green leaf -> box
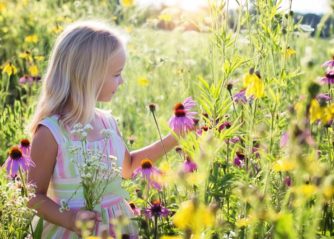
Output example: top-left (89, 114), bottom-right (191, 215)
top-left (32, 217), bottom-right (43, 239)
top-left (274, 213), bottom-right (297, 239)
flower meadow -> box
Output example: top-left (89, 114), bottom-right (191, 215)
top-left (1, 0), bottom-right (334, 238)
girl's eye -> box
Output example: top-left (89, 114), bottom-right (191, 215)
top-left (114, 74), bottom-right (121, 77)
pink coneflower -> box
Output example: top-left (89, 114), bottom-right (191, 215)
top-left (144, 199), bottom-right (169, 218)
top-left (321, 70), bottom-right (334, 84)
top-left (132, 159), bottom-right (162, 191)
top-left (322, 58), bottom-right (334, 68)
top-left (280, 132), bottom-right (289, 148)
top-left (218, 121), bottom-right (231, 132)
top-left (233, 89), bottom-right (248, 104)
top-left (4, 146), bottom-right (35, 178)
top-left (19, 75), bottom-right (33, 84)
top-left (129, 202), bottom-right (141, 216)
top-left (229, 136), bottom-right (241, 144)
top-left (19, 138), bottom-right (31, 157)
top-left (169, 97), bottom-right (197, 133)
top-left (234, 152), bottom-right (245, 167)
top-left (316, 93), bottom-right (332, 102)
top-left (284, 176), bottom-right (292, 187)
top-left (196, 125), bottom-right (209, 136)
top-left (183, 157), bottom-right (197, 173)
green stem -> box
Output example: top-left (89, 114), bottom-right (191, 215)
top-left (150, 110), bottom-right (168, 161)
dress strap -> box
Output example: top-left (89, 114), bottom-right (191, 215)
top-left (100, 112), bottom-right (110, 130)
top-left (38, 116), bottom-right (68, 145)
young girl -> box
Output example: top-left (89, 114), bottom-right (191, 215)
top-left (27, 20), bottom-right (179, 238)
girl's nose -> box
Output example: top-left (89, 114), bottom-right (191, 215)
top-left (119, 76), bottom-right (124, 85)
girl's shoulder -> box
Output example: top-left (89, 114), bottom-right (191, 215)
top-left (37, 114), bottom-right (64, 146)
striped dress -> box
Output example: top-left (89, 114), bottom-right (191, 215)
top-left (34, 110), bottom-right (138, 239)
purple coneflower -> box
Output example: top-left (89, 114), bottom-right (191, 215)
top-left (316, 93), bottom-right (332, 102)
top-left (132, 159), bottom-right (162, 190)
top-left (284, 176), bottom-right (292, 187)
top-left (19, 75), bottom-right (33, 84)
top-left (196, 125), bottom-right (209, 136)
top-left (234, 152), bottom-right (245, 167)
top-left (233, 89), bottom-right (248, 104)
top-left (280, 132), bottom-right (289, 148)
top-left (144, 199), bottom-right (169, 218)
top-left (183, 157), bottom-right (197, 173)
top-left (229, 136), bottom-right (241, 144)
top-left (321, 70), bottom-right (334, 84)
top-left (218, 121), bottom-right (231, 132)
top-left (19, 138), bottom-right (31, 157)
top-left (322, 58), bottom-right (334, 68)
top-left (4, 146), bottom-right (35, 178)
top-left (169, 97), bottom-right (197, 133)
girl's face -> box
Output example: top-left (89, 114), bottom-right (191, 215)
top-left (98, 47), bottom-right (126, 102)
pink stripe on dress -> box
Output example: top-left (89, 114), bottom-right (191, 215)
top-left (56, 148), bottom-right (66, 178)
top-left (62, 229), bottom-right (71, 239)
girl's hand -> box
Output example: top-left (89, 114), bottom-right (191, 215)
top-left (70, 209), bottom-right (102, 236)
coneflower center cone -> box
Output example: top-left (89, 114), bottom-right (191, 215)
top-left (9, 147), bottom-right (23, 160)
top-left (20, 139), bottom-right (30, 147)
top-left (141, 159), bottom-right (153, 169)
top-left (174, 103), bottom-right (186, 117)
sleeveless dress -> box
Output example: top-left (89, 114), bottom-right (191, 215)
top-left (34, 110), bottom-right (138, 239)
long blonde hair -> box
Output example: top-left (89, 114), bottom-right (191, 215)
top-left (28, 20), bottom-right (124, 135)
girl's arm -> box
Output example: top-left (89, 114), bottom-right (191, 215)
top-left (28, 126), bottom-right (77, 230)
top-left (28, 126), bottom-right (76, 230)
top-left (28, 126), bottom-right (99, 234)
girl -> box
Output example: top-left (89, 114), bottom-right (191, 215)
top-left (27, 20), bottom-right (179, 238)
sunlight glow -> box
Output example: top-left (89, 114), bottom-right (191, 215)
top-left (137, 0), bottom-right (331, 14)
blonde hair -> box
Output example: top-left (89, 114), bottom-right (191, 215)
top-left (28, 20), bottom-right (124, 135)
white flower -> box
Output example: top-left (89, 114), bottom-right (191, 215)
top-left (109, 155), bottom-right (117, 161)
top-left (101, 129), bottom-right (113, 139)
top-left (84, 124), bottom-right (93, 131)
top-left (81, 131), bottom-right (88, 138)
top-left (59, 199), bottom-right (70, 213)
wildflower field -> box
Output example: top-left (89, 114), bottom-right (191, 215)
top-left (1, 0), bottom-right (334, 238)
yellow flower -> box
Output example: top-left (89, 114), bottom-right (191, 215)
top-left (0, 3), bottom-right (6, 12)
top-left (173, 200), bottom-right (214, 235)
top-left (284, 47), bottom-right (296, 58)
top-left (137, 76), bottom-right (149, 86)
top-left (51, 25), bottom-right (64, 34)
top-left (159, 14), bottom-right (173, 22)
top-left (273, 159), bottom-right (296, 172)
top-left (323, 185), bottom-right (334, 199)
top-left (25, 34), bottom-right (38, 43)
top-left (120, 0), bottom-right (134, 7)
top-left (185, 171), bottom-right (206, 186)
top-left (29, 65), bottom-right (39, 76)
top-left (124, 26), bottom-right (133, 33)
top-left (244, 71), bottom-right (264, 99)
top-left (320, 103), bottom-right (334, 124)
top-left (155, 161), bottom-right (176, 186)
top-left (309, 99), bottom-right (322, 123)
top-left (236, 217), bottom-right (253, 228)
top-left (34, 55), bottom-right (45, 61)
top-left (294, 184), bottom-right (317, 198)
top-left (2, 62), bottom-right (17, 76)
top-left (243, 70), bottom-right (258, 88)
top-left (19, 51), bottom-right (33, 62)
